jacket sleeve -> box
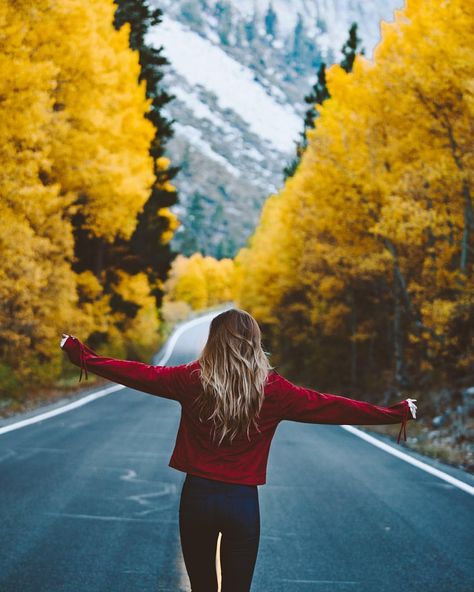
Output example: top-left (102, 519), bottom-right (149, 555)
top-left (61, 335), bottom-right (186, 403)
top-left (275, 373), bottom-right (413, 444)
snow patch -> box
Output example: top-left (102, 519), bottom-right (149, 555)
top-left (145, 16), bottom-right (301, 152)
top-left (171, 86), bottom-right (237, 137)
top-left (173, 123), bottom-right (241, 177)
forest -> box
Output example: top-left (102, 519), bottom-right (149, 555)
top-left (0, 0), bottom-right (472, 467)
top-left (235, 0), bottom-right (473, 398)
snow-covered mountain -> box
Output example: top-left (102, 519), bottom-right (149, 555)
top-left (199, 0), bottom-right (403, 61)
top-left (146, 0), bottom-right (404, 258)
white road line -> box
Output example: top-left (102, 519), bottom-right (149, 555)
top-left (0, 310), bottom-right (221, 436)
top-left (43, 512), bottom-right (177, 523)
top-left (280, 580), bottom-right (358, 585)
top-left (340, 425), bottom-right (474, 496)
top-left (0, 384), bottom-right (123, 435)
top-left (152, 310), bottom-right (224, 366)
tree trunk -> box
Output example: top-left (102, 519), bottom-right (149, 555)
top-left (383, 238), bottom-right (443, 344)
top-left (95, 240), bottom-right (105, 278)
top-left (393, 265), bottom-right (410, 390)
top-left (349, 288), bottom-right (357, 388)
top-left (460, 178), bottom-right (473, 275)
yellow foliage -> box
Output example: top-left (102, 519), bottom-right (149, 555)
top-left (110, 270), bottom-right (160, 350)
top-left (23, 0), bottom-right (156, 243)
top-left (158, 207), bottom-right (181, 244)
top-left (0, 0), bottom-right (173, 393)
top-left (0, 1), bottom-right (83, 389)
top-left (156, 156), bottom-right (171, 170)
top-left (236, 0), bottom-right (474, 381)
top-left (163, 253), bottom-right (237, 311)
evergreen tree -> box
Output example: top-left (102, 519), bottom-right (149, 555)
top-left (180, 192), bottom-right (206, 256)
top-left (283, 23), bottom-right (363, 180)
top-left (283, 62), bottom-right (328, 179)
top-left (292, 14), bottom-right (304, 61)
top-left (340, 22), bottom-right (365, 72)
top-left (303, 63), bottom-right (330, 136)
top-left (215, 1), bottom-right (233, 45)
top-left (244, 11), bottom-right (257, 43)
top-left (108, 0), bottom-right (181, 309)
top-left (264, 3), bottom-right (278, 38)
top-left (234, 20), bottom-right (244, 46)
top-left (214, 0), bottom-right (225, 18)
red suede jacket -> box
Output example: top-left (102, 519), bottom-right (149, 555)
top-left (62, 335), bottom-right (413, 486)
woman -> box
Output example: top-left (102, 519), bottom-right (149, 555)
top-left (60, 308), bottom-right (417, 592)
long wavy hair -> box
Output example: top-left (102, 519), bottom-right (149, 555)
top-left (193, 308), bottom-right (274, 447)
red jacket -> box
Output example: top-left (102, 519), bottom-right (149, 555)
top-left (62, 335), bottom-right (413, 486)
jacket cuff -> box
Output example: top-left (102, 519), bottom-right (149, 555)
top-left (61, 336), bottom-right (88, 382)
top-left (396, 400), bottom-right (411, 444)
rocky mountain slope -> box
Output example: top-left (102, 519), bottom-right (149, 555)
top-left (146, 0), bottom-right (404, 258)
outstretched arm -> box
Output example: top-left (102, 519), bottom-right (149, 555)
top-left (60, 334), bottom-right (187, 402)
top-left (275, 373), bottom-right (417, 443)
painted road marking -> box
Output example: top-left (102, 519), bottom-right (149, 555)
top-left (340, 425), bottom-right (474, 496)
top-left (0, 384), bottom-right (123, 435)
top-left (280, 580), bottom-right (358, 585)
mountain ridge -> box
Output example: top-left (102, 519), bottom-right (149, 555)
top-left (146, 0), bottom-right (404, 258)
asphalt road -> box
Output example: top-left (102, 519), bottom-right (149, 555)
top-left (1, 309), bottom-right (473, 592)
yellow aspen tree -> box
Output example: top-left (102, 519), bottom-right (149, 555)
top-left (368, 0), bottom-right (474, 370)
top-left (0, 1), bottom-right (83, 393)
top-left (163, 254), bottom-right (209, 311)
top-left (21, 0), bottom-right (156, 242)
top-left (108, 270), bottom-right (161, 357)
top-left (163, 253), bottom-right (236, 312)
top-left (0, 0), bottom-right (168, 396)
top-left (236, 0), bottom-right (473, 388)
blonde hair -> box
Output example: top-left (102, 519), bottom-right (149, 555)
top-left (193, 308), bottom-right (274, 446)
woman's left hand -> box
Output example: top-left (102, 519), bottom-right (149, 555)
top-left (406, 398), bottom-right (417, 419)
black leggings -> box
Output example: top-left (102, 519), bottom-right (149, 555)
top-left (179, 473), bottom-right (260, 592)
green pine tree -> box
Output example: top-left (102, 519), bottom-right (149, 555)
top-left (283, 22), bottom-right (364, 180)
top-left (283, 63), bottom-right (327, 180)
top-left (264, 3), bottom-right (278, 38)
top-left (244, 10), bottom-right (257, 43)
top-left (215, 1), bottom-right (233, 45)
top-left (340, 22), bottom-right (365, 73)
top-left (180, 192), bottom-right (206, 257)
top-left (107, 0), bottom-right (181, 309)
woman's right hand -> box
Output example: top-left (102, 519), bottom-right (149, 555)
top-left (60, 334), bottom-right (70, 349)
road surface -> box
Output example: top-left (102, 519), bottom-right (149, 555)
top-left (1, 308), bottom-right (473, 591)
